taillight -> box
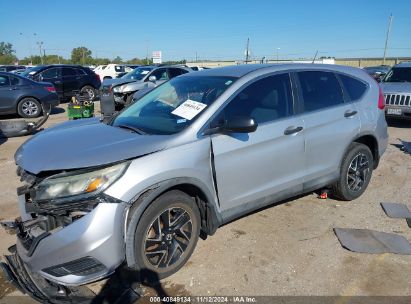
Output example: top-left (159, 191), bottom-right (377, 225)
top-left (378, 85), bottom-right (385, 110)
top-left (95, 73), bottom-right (101, 81)
top-left (45, 86), bottom-right (56, 92)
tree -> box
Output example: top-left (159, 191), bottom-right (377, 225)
top-left (71, 47), bottom-right (92, 65)
top-left (0, 42), bottom-right (15, 56)
top-left (112, 56), bottom-right (123, 64)
top-left (0, 42), bottom-right (17, 64)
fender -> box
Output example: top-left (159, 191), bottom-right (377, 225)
top-left (124, 177), bottom-right (222, 267)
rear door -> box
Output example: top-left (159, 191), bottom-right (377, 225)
top-left (295, 70), bottom-right (361, 187)
top-left (40, 67), bottom-right (63, 97)
top-left (0, 74), bottom-right (15, 112)
top-left (62, 67), bottom-right (79, 97)
top-left (210, 73), bottom-right (305, 213)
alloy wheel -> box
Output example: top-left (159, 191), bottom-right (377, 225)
top-left (346, 153), bottom-right (370, 192)
top-left (144, 207), bottom-right (193, 268)
top-left (22, 100), bottom-right (39, 116)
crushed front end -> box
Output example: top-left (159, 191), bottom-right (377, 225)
top-left (1, 164), bottom-right (129, 301)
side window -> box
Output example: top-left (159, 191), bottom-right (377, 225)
top-left (222, 73), bottom-right (293, 124)
top-left (62, 67), bottom-right (77, 77)
top-left (339, 74), bottom-right (368, 101)
top-left (41, 68), bottom-right (60, 79)
top-left (150, 68), bottom-right (169, 81)
top-left (168, 68), bottom-right (188, 78)
top-left (76, 68), bottom-right (87, 75)
top-left (10, 77), bottom-right (20, 85)
top-left (0, 75), bottom-right (10, 87)
top-left (298, 71), bottom-right (344, 112)
top-left (115, 66), bottom-right (125, 72)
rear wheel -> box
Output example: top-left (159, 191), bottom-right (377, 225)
top-left (333, 143), bottom-right (374, 201)
top-left (127, 190), bottom-right (200, 280)
top-left (17, 97), bottom-right (41, 118)
top-left (80, 85), bottom-right (96, 100)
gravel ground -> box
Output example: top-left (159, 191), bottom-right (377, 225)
top-left (0, 104), bottom-right (410, 302)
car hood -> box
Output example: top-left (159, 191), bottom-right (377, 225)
top-left (380, 82), bottom-right (411, 94)
top-left (15, 118), bottom-right (170, 174)
top-left (101, 78), bottom-right (140, 88)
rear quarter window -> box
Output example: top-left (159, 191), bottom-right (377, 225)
top-left (339, 74), bottom-right (368, 101)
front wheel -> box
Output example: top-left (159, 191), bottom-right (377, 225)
top-left (126, 190), bottom-right (200, 280)
top-left (333, 143), bottom-right (374, 201)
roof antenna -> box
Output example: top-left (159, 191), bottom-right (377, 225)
top-left (312, 50), bottom-right (318, 64)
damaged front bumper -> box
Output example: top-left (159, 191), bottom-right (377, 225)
top-left (1, 177), bottom-right (128, 288)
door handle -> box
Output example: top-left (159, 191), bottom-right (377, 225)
top-left (54, 81), bottom-right (62, 84)
top-left (9, 87), bottom-right (19, 90)
top-left (284, 126), bottom-right (303, 135)
top-left (344, 110), bottom-right (358, 118)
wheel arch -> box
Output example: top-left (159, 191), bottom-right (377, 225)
top-left (352, 133), bottom-right (379, 169)
top-left (16, 95), bottom-right (41, 111)
top-left (124, 178), bottom-right (221, 267)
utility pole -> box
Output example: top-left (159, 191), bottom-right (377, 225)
top-left (276, 48), bottom-right (280, 63)
top-left (245, 38), bottom-right (250, 64)
top-left (195, 51), bottom-right (198, 63)
top-left (37, 41), bottom-right (44, 65)
top-left (383, 14), bottom-right (393, 65)
top-left (19, 32), bottom-right (36, 65)
top-left (82, 49), bottom-right (85, 66)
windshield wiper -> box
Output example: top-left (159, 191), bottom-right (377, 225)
top-left (116, 124), bottom-right (146, 135)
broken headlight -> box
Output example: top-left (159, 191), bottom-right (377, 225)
top-left (34, 162), bottom-right (128, 202)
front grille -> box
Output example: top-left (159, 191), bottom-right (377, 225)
top-left (42, 257), bottom-right (106, 277)
top-left (384, 93), bottom-right (411, 107)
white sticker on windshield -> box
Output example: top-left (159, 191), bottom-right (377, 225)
top-left (141, 71), bottom-right (149, 75)
top-left (171, 99), bottom-right (207, 120)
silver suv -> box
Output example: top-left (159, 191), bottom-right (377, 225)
top-left (380, 61), bottom-right (411, 119)
top-left (2, 64), bottom-right (388, 295)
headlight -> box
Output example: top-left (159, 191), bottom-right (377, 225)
top-left (35, 162), bottom-right (128, 202)
top-left (112, 86), bottom-right (121, 93)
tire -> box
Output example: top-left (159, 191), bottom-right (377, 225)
top-left (17, 97), bottom-right (42, 118)
top-left (126, 190), bottom-right (201, 280)
top-left (332, 143), bottom-right (374, 201)
top-left (80, 85), bottom-right (96, 100)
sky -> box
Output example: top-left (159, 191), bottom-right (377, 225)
top-left (1, 0), bottom-right (411, 62)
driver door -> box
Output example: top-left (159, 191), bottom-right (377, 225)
top-left (210, 73), bottom-right (305, 214)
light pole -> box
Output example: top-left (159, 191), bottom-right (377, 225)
top-left (19, 32), bottom-right (36, 65)
top-left (37, 41), bottom-right (44, 65)
top-left (276, 48), bottom-right (280, 63)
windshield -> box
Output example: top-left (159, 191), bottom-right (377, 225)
top-left (383, 67), bottom-right (411, 83)
top-left (20, 66), bottom-right (43, 77)
top-left (121, 67), bottom-right (154, 80)
top-left (112, 76), bottom-right (237, 135)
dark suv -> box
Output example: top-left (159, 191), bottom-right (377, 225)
top-left (21, 65), bottom-right (101, 101)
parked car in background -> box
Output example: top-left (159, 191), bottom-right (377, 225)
top-left (94, 64), bottom-right (133, 80)
top-left (0, 71), bottom-right (59, 118)
top-left (363, 65), bottom-right (391, 82)
top-left (0, 65), bottom-right (27, 72)
top-left (380, 62), bottom-right (411, 119)
top-left (4, 64), bottom-right (387, 296)
top-left (20, 65), bottom-right (101, 101)
top-left (101, 65), bottom-right (191, 107)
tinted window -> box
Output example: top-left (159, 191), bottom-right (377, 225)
top-left (339, 74), bottom-right (367, 101)
top-left (168, 68), bottom-right (189, 78)
top-left (62, 67), bottom-right (77, 76)
top-left (76, 68), bottom-right (87, 75)
top-left (115, 66), bottom-right (125, 72)
top-left (0, 75), bottom-right (10, 86)
top-left (41, 68), bottom-right (60, 79)
top-left (383, 67), bottom-right (411, 83)
top-left (150, 68), bottom-right (169, 81)
top-left (298, 71), bottom-right (344, 112)
top-left (10, 76), bottom-right (20, 85)
top-left (222, 73), bottom-right (293, 124)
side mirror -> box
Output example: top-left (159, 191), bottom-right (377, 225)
top-left (148, 75), bottom-right (157, 83)
top-left (223, 116), bottom-right (258, 133)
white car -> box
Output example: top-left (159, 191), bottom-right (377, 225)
top-left (94, 64), bottom-right (132, 80)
